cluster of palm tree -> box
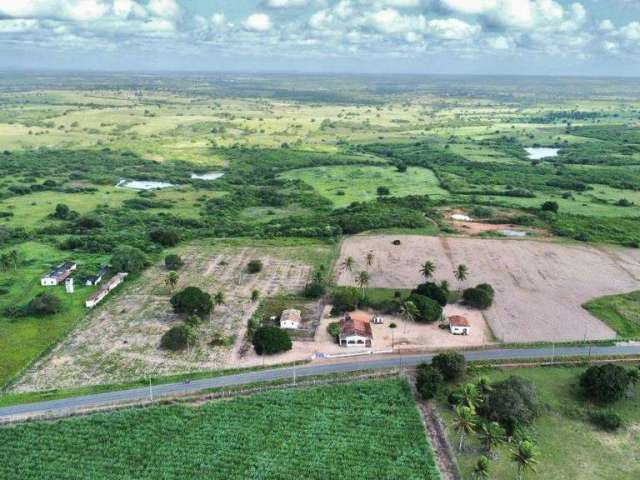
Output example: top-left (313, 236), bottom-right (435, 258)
top-left (341, 252), bottom-right (373, 298)
top-left (420, 260), bottom-right (469, 291)
top-left (451, 379), bottom-right (538, 480)
top-left (0, 249), bottom-right (20, 271)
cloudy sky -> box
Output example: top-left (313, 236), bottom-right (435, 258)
top-left (2, 0), bottom-right (640, 76)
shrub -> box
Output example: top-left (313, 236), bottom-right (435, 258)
top-left (252, 326), bottom-right (292, 355)
top-left (247, 259), bottom-right (263, 274)
top-left (111, 246), bottom-right (149, 274)
top-left (589, 410), bottom-right (623, 431)
top-left (164, 254), bottom-right (184, 270)
top-left (541, 201), bottom-right (559, 213)
top-left (331, 287), bottom-right (360, 315)
top-left (580, 364), bottom-right (632, 403)
top-left (170, 286), bottom-right (213, 317)
top-left (27, 292), bottom-right (63, 316)
top-left (463, 284), bottom-right (494, 309)
top-left (377, 186), bottom-right (390, 196)
top-left (408, 293), bottom-right (442, 323)
top-left (150, 228), bottom-right (179, 247)
top-left (416, 363), bottom-right (443, 400)
top-left (412, 282), bottom-right (448, 307)
top-left (327, 321), bottom-right (340, 338)
top-left (481, 376), bottom-right (540, 434)
top-left (431, 352), bottom-right (466, 381)
top-left (303, 281), bottom-right (326, 299)
top-left (160, 325), bottom-right (197, 351)
top-left (53, 203), bottom-right (70, 219)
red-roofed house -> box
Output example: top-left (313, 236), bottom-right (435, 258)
top-left (449, 315), bottom-right (470, 335)
top-left (339, 312), bottom-right (372, 348)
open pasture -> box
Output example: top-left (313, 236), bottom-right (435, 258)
top-left (336, 235), bottom-right (640, 342)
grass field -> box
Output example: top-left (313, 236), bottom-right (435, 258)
top-left (281, 165), bottom-right (448, 208)
top-left (439, 366), bottom-right (640, 480)
top-left (0, 379), bottom-right (441, 480)
top-left (583, 291), bottom-right (640, 337)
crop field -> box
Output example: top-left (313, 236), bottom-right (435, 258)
top-left (12, 239), bottom-right (334, 391)
top-left (336, 235), bottom-right (640, 342)
top-left (0, 379), bottom-right (440, 480)
top-left (439, 366), bottom-right (640, 480)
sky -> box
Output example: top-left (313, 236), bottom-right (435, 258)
top-left (1, 0), bottom-right (640, 76)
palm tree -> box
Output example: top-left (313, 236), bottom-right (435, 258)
top-left (420, 261), bottom-right (436, 280)
top-left (472, 456), bottom-right (491, 480)
top-left (512, 440), bottom-right (538, 480)
top-left (454, 264), bottom-right (468, 289)
top-left (479, 421), bottom-right (506, 457)
top-left (165, 271), bottom-right (178, 290)
top-left (214, 291), bottom-right (225, 306)
top-left (342, 256), bottom-right (355, 272)
top-left (356, 271), bottom-right (369, 297)
top-left (476, 376), bottom-right (493, 395)
top-left (460, 383), bottom-right (482, 410)
top-left (452, 405), bottom-right (477, 451)
top-left (388, 322), bottom-right (397, 349)
top-left (365, 251), bottom-right (375, 267)
top-left (311, 269), bottom-right (324, 284)
top-left (399, 300), bottom-right (418, 323)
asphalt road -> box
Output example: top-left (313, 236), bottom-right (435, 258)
top-left (2, 343), bottom-right (640, 420)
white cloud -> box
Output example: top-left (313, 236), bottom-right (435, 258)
top-left (263, 0), bottom-right (309, 8)
top-left (146, 0), bottom-right (180, 20)
top-left (427, 18), bottom-right (480, 40)
top-left (112, 0), bottom-right (147, 19)
top-left (439, 0), bottom-right (497, 15)
top-left (619, 21), bottom-right (640, 42)
top-left (0, 0), bottom-right (110, 21)
top-left (599, 19), bottom-right (614, 32)
top-left (368, 8), bottom-right (425, 34)
top-left (243, 13), bottom-right (272, 32)
top-left (0, 19), bottom-right (40, 33)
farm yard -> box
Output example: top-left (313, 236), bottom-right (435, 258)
top-left (336, 235), bottom-right (640, 342)
top-left (0, 379), bottom-right (441, 480)
top-left (11, 239), bottom-right (333, 392)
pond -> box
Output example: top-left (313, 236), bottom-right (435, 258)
top-left (451, 214), bottom-right (473, 222)
top-left (525, 147), bottom-right (559, 160)
top-left (190, 172), bottom-right (225, 180)
top-left (498, 229), bottom-right (529, 237)
top-left (116, 180), bottom-right (174, 190)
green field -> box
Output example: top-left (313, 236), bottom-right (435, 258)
top-left (583, 291), bottom-right (640, 337)
top-left (281, 165), bottom-right (449, 208)
top-left (439, 366), bottom-right (640, 480)
top-left (0, 379), bottom-right (440, 480)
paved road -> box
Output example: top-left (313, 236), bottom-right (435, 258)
top-left (2, 343), bottom-right (640, 420)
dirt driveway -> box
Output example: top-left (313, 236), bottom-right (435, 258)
top-left (336, 235), bottom-right (640, 343)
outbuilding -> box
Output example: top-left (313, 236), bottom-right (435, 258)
top-left (41, 262), bottom-right (77, 286)
top-left (339, 312), bottom-right (373, 348)
top-left (280, 309), bottom-right (302, 329)
top-left (449, 315), bottom-right (471, 335)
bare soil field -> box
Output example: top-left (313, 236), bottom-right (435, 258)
top-left (12, 242), bottom-right (326, 392)
top-left (336, 235), bottom-right (640, 343)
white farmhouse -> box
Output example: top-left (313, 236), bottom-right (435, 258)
top-left (280, 309), bottom-right (302, 329)
top-left (339, 312), bottom-right (373, 348)
top-left (449, 315), bottom-right (471, 335)
top-left (41, 262), bottom-right (76, 286)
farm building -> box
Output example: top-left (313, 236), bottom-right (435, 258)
top-left (85, 273), bottom-right (127, 308)
top-left (84, 266), bottom-right (109, 286)
top-left (40, 262), bottom-right (76, 286)
top-left (449, 315), bottom-right (471, 335)
top-left (280, 309), bottom-right (302, 329)
top-left (339, 312), bottom-right (373, 348)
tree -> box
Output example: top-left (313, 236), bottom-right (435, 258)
top-left (170, 286), bottom-right (213, 317)
top-left (327, 321), bottom-right (340, 338)
top-left (479, 421), bottom-right (506, 456)
top-left (454, 264), bottom-right (468, 289)
top-left (247, 259), bottom-right (263, 274)
top-left (161, 324), bottom-right (197, 351)
top-left (413, 282), bottom-right (448, 307)
top-left (472, 456), bottom-right (490, 480)
top-left (164, 254), bottom-right (184, 270)
top-left (408, 293), bottom-right (442, 323)
top-left (365, 251), bottom-right (375, 267)
top-left (356, 271), bottom-right (369, 296)
top-left (377, 186), bottom-right (390, 196)
top-left (27, 292), bottom-right (63, 316)
top-left (463, 284), bottom-right (495, 309)
top-left (452, 405), bottom-right (477, 451)
top-left (419, 260), bottom-right (436, 280)
top-left (399, 300), bottom-right (419, 324)
top-left (251, 289), bottom-right (260, 302)
top-left (511, 440), bottom-right (538, 480)
top-left (53, 203), bottom-right (70, 219)
top-left (541, 201), bottom-right (559, 213)
top-left (482, 376), bottom-right (540, 435)
top-left (165, 271), bottom-right (179, 290)
top-left (460, 383), bottom-right (482, 409)
top-left (150, 228), bottom-right (179, 247)
top-left (432, 352), bottom-right (466, 381)
top-left (214, 291), bottom-right (225, 306)
top-left (389, 322), bottom-right (397, 348)
top-left (342, 256), bottom-right (355, 272)
top-left (111, 246), bottom-right (149, 274)
top-left (580, 364), bottom-right (632, 403)
top-left (252, 326), bottom-right (292, 355)
top-left (416, 363), bottom-right (443, 400)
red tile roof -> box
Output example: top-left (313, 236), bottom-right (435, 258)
top-left (340, 313), bottom-right (372, 338)
top-left (449, 315), bottom-right (470, 327)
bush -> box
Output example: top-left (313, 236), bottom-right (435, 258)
top-left (111, 246), bottom-right (149, 274)
top-left (327, 321), bottom-right (340, 338)
top-left (303, 281), bottom-right (326, 299)
top-left (27, 292), bottom-right (63, 316)
top-left (408, 293), bottom-right (442, 323)
top-left (412, 282), bottom-right (448, 307)
top-left (150, 228), bottom-right (179, 247)
top-left (170, 286), bottom-right (213, 317)
top-left (463, 284), bottom-right (494, 309)
top-left (580, 364), bottom-right (632, 403)
top-left (416, 363), bottom-right (443, 400)
top-left (160, 325), bottom-right (197, 351)
top-left (53, 203), bottom-right (70, 219)
top-left (431, 352), bottom-right (466, 381)
top-left (481, 376), bottom-right (540, 435)
top-left (331, 287), bottom-right (360, 315)
top-left (377, 186), bottom-right (390, 196)
top-left (247, 259), bottom-right (263, 274)
top-left (164, 254), bottom-right (184, 270)
top-left (252, 325), bottom-right (292, 355)
top-left (541, 201), bottom-right (559, 213)
top-left (589, 410), bottom-right (623, 431)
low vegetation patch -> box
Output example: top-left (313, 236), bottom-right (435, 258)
top-left (583, 290), bottom-right (640, 338)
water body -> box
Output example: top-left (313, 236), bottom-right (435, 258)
top-left (116, 180), bottom-right (174, 190)
top-left (525, 147), bottom-right (559, 160)
top-left (451, 214), bottom-right (473, 222)
top-left (498, 229), bottom-right (529, 237)
top-left (190, 172), bottom-right (225, 180)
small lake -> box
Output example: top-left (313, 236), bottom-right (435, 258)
top-left (190, 172), bottom-right (225, 180)
top-left (116, 180), bottom-right (174, 190)
top-left (498, 229), bottom-right (529, 237)
top-left (525, 147), bottom-right (559, 160)
top-left (451, 214), bottom-right (473, 222)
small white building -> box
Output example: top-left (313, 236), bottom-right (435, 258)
top-left (280, 309), bottom-right (302, 329)
top-left (41, 262), bottom-right (76, 286)
top-left (449, 315), bottom-right (471, 335)
top-left (85, 273), bottom-right (127, 308)
top-left (84, 266), bottom-right (108, 286)
top-left (339, 312), bottom-right (373, 348)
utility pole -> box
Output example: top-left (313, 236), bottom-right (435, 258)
top-left (293, 361), bottom-right (296, 386)
top-left (149, 376), bottom-right (153, 402)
